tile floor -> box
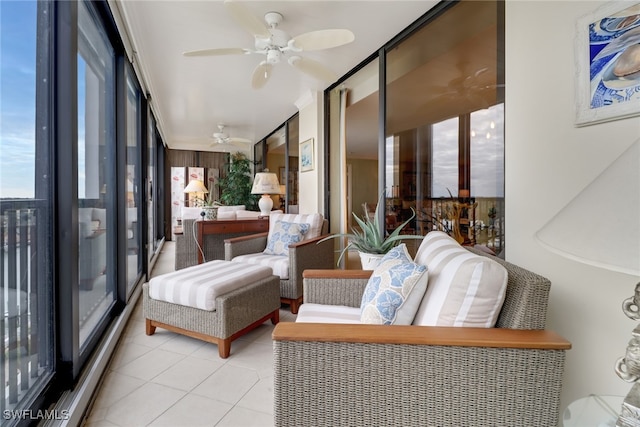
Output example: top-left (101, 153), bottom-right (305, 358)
top-left (83, 241), bottom-right (295, 427)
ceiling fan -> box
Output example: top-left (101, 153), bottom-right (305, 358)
top-left (211, 123), bottom-right (252, 148)
top-left (183, 0), bottom-right (355, 89)
top-left (429, 64), bottom-right (504, 106)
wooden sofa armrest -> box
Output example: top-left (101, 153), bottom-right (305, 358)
top-left (224, 231), bottom-right (268, 244)
top-left (224, 232), bottom-right (268, 260)
top-left (289, 234), bottom-right (332, 248)
top-left (273, 322), bottom-right (571, 350)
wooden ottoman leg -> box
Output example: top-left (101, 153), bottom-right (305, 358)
top-left (218, 338), bottom-right (231, 359)
top-left (271, 309), bottom-right (280, 325)
top-left (289, 297), bottom-right (303, 314)
top-left (146, 319), bottom-right (156, 336)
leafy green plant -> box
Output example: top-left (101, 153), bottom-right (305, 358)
top-left (217, 152), bottom-right (259, 210)
top-left (319, 193), bottom-right (423, 266)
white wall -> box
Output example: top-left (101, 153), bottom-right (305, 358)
top-left (506, 0), bottom-right (640, 413)
top-left (297, 91), bottom-right (325, 214)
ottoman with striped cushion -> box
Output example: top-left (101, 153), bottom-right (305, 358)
top-left (143, 260), bottom-right (280, 358)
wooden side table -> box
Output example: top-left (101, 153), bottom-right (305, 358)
top-left (196, 218), bottom-right (269, 264)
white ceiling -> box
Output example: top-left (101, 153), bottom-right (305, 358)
top-left (111, 0), bottom-right (438, 154)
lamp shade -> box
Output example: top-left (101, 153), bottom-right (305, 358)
top-left (251, 172), bottom-right (280, 195)
top-left (183, 179), bottom-right (209, 194)
top-left (535, 139), bottom-right (640, 276)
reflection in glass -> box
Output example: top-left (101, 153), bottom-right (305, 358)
top-left (77, 1), bottom-right (115, 348)
top-left (125, 70), bottom-right (142, 295)
top-left (328, 58), bottom-right (380, 268)
top-left (385, 0), bottom-right (504, 253)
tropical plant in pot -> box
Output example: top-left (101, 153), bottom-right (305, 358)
top-left (217, 152), bottom-right (259, 211)
top-left (320, 193), bottom-right (424, 269)
top-left (199, 188), bottom-right (223, 220)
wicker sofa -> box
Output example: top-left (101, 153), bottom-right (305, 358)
top-left (272, 248), bottom-right (571, 427)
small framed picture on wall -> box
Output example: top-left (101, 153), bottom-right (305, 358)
top-left (300, 138), bottom-right (314, 172)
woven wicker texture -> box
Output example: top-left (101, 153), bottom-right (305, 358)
top-left (304, 276), bottom-right (368, 308)
top-left (143, 274), bottom-right (279, 339)
top-left (225, 219), bottom-right (333, 301)
top-left (274, 341), bottom-right (566, 427)
top-left (274, 248), bottom-right (566, 426)
top-left (175, 219), bottom-right (258, 270)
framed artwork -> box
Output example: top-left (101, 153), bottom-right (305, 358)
top-left (300, 138), bottom-right (314, 172)
top-left (575, 2), bottom-right (640, 126)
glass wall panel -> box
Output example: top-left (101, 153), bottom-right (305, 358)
top-left (266, 125), bottom-right (285, 213)
top-left (0, 0), bottom-right (53, 414)
top-left (385, 1), bottom-right (503, 252)
top-left (286, 115), bottom-right (299, 213)
top-left (147, 112), bottom-right (157, 263)
top-left (328, 58), bottom-right (379, 268)
top-left (77, 0), bottom-right (116, 348)
top-left (125, 68), bottom-right (142, 296)
top-left (470, 104), bottom-right (504, 252)
top-left (431, 118), bottom-right (459, 197)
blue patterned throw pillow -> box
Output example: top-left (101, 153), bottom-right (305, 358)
top-left (264, 220), bottom-right (310, 256)
top-left (360, 244), bottom-right (429, 325)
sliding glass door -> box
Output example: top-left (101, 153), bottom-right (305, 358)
top-left (384, 0), bottom-right (504, 253)
top-left (77, 0), bottom-right (116, 350)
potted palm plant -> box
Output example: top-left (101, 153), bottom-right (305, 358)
top-left (320, 193), bottom-right (424, 269)
top-left (217, 152), bottom-right (259, 211)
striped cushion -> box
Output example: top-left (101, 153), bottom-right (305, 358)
top-left (296, 303), bottom-right (361, 324)
top-left (412, 231), bottom-right (507, 327)
top-left (232, 253), bottom-right (290, 279)
top-left (268, 213), bottom-right (323, 241)
top-left (148, 260), bottom-right (273, 311)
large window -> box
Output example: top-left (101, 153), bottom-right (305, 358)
top-left (0, 0), bottom-right (166, 420)
top-left (0, 0), bottom-right (54, 416)
top-left (77, 0), bottom-right (116, 348)
top-left (384, 0), bottom-right (504, 253)
top-left (327, 1), bottom-right (504, 263)
top-left (328, 58), bottom-right (380, 268)
top-left (125, 67), bottom-right (143, 296)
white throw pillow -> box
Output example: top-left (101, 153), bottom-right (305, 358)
top-left (412, 231), bottom-right (507, 328)
top-left (360, 244), bottom-right (429, 325)
top-left (263, 220), bottom-right (310, 256)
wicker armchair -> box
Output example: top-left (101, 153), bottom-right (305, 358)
top-left (225, 218), bottom-right (333, 314)
top-left (174, 218), bottom-right (267, 270)
top-left (272, 249), bottom-right (571, 427)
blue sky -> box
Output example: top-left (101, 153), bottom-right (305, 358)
top-left (1, 1), bottom-right (37, 198)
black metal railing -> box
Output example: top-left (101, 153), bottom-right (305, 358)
top-left (0, 199), bottom-right (48, 410)
top-left (385, 196), bottom-right (505, 254)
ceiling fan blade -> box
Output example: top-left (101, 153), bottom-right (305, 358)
top-left (223, 0), bottom-right (271, 39)
top-left (251, 61), bottom-right (272, 89)
top-left (183, 47), bottom-right (249, 57)
top-left (289, 56), bottom-right (336, 82)
top-left (292, 29), bottom-right (355, 51)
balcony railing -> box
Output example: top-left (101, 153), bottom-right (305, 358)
top-left (1, 199), bottom-right (49, 412)
top-left (387, 197), bottom-right (505, 255)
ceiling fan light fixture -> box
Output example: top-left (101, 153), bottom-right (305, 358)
top-left (266, 49), bottom-right (282, 64)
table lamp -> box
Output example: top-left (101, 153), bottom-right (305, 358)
top-left (536, 139), bottom-right (640, 425)
top-left (251, 170), bottom-right (280, 216)
top-left (183, 179), bottom-right (208, 207)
